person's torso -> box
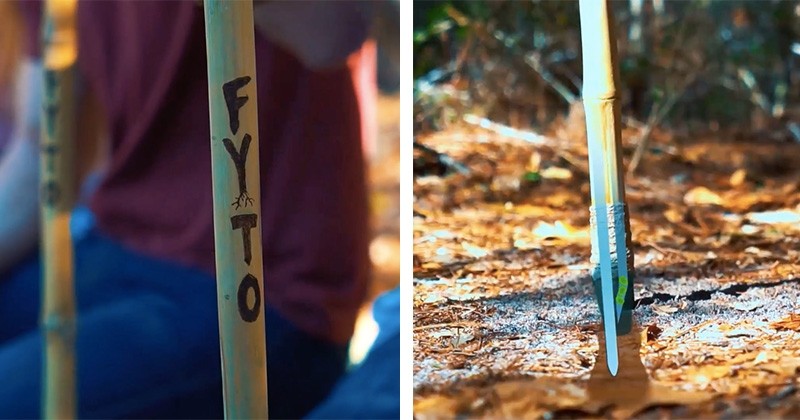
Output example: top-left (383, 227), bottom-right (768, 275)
top-left (29, 0), bottom-right (372, 343)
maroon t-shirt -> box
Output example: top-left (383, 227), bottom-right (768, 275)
top-left (21, 1), bottom-right (371, 344)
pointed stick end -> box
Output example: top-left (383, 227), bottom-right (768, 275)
top-left (608, 359), bottom-right (619, 376)
top-left (606, 354), bottom-right (619, 376)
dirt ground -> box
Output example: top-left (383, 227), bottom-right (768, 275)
top-left (412, 121), bottom-right (800, 418)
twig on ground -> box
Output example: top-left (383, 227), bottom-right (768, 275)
top-left (461, 114), bottom-right (589, 174)
top-left (491, 29), bottom-right (579, 105)
top-left (523, 51), bottom-right (580, 105)
top-left (628, 75), bottom-right (696, 175)
top-left (787, 122), bottom-right (800, 143)
top-left (462, 114), bottom-right (550, 146)
top-left (414, 141), bottom-right (471, 176)
top-left (414, 322), bottom-right (480, 331)
top-left (737, 68), bottom-right (772, 116)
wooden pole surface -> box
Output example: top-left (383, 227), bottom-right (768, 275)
top-left (40, 0), bottom-right (78, 417)
top-left (202, 1), bottom-right (268, 418)
top-left (579, 0), bottom-right (635, 377)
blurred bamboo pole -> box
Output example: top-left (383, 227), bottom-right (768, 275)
top-left (202, 1), bottom-right (268, 418)
top-left (579, 0), bottom-right (635, 376)
top-left (40, 0), bottom-right (78, 417)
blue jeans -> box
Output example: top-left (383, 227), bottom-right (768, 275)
top-left (307, 288), bottom-right (400, 419)
top-left (0, 211), bottom-right (347, 419)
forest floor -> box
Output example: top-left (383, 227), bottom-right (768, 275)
top-left (412, 118), bottom-right (800, 419)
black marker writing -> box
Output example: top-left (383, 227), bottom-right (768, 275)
top-left (222, 76), bottom-right (251, 136)
top-left (44, 104), bottom-right (58, 137)
top-left (237, 273), bottom-right (261, 323)
top-left (41, 180), bottom-right (60, 207)
top-left (222, 75), bottom-right (261, 323)
top-left (222, 135), bottom-right (253, 209)
top-left (44, 71), bottom-right (59, 139)
top-left (41, 143), bottom-right (58, 172)
top-left (230, 213), bottom-right (257, 265)
top-left (42, 69), bottom-right (60, 208)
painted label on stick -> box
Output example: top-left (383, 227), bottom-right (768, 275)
top-left (222, 76), bottom-right (261, 324)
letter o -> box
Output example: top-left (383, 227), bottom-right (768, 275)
top-left (237, 273), bottom-right (261, 323)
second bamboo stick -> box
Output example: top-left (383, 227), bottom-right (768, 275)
top-left (40, 0), bottom-right (78, 417)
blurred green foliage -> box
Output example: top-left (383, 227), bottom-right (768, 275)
top-left (414, 0), bottom-right (800, 137)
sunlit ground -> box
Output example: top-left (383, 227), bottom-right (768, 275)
top-left (413, 126), bottom-right (800, 418)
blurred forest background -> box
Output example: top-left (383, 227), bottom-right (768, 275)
top-left (414, 0), bottom-right (800, 169)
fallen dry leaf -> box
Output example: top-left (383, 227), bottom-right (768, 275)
top-left (541, 166), bottom-right (573, 180)
top-left (644, 324), bottom-right (663, 343)
top-left (684, 186), bottom-right (723, 206)
top-left (730, 169), bottom-right (747, 187)
top-left (731, 300), bottom-right (764, 312)
top-left (528, 151), bottom-right (542, 172)
top-left (462, 242), bottom-right (490, 258)
top-left (531, 220), bottom-right (589, 242)
top-left (663, 208), bottom-right (684, 224)
top-left (652, 304), bottom-right (680, 316)
top-left (772, 314), bottom-right (800, 331)
top-left (690, 365), bottom-right (733, 384)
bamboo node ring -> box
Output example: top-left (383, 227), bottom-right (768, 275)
top-left (41, 314), bottom-right (77, 336)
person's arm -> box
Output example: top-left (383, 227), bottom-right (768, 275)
top-left (0, 59), bottom-right (43, 273)
top-left (252, 1), bottom-right (374, 70)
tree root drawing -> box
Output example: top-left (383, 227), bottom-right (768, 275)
top-left (231, 191), bottom-right (254, 210)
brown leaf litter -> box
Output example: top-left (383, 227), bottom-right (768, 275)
top-left (414, 127), bottom-right (800, 418)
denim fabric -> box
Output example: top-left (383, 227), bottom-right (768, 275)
top-left (0, 212), bottom-right (346, 419)
top-left (307, 288), bottom-right (400, 419)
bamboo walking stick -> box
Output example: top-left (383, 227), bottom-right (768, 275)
top-left (579, 0), bottom-right (635, 377)
top-left (40, 0), bottom-right (78, 417)
top-left (202, 1), bottom-right (268, 417)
